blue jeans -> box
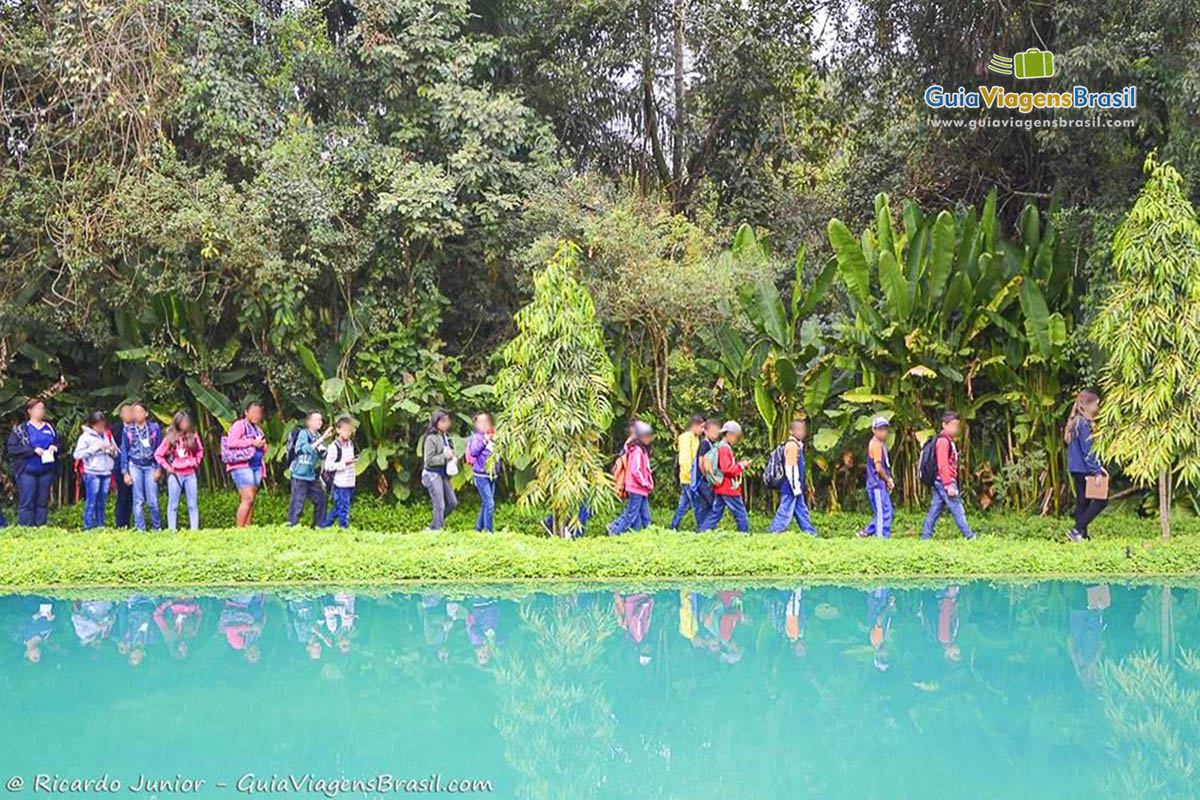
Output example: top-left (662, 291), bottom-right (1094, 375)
top-left (544, 504), bottom-right (592, 538)
top-left (922, 483), bottom-right (975, 539)
top-left (669, 486), bottom-right (699, 529)
top-left (861, 486), bottom-right (893, 538)
top-left (128, 462), bottom-right (161, 531)
top-left (607, 493), bottom-right (651, 535)
top-left (166, 473), bottom-right (199, 530)
top-left (287, 478), bottom-right (326, 527)
top-left (699, 494), bottom-right (749, 533)
top-left (320, 486), bottom-right (354, 528)
top-left (83, 473), bottom-right (110, 530)
top-left (475, 475), bottom-right (496, 532)
top-left (769, 483), bottom-right (818, 535)
top-left (16, 469), bottom-right (54, 527)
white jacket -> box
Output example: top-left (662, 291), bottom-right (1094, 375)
top-left (323, 440), bottom-right (357, 488)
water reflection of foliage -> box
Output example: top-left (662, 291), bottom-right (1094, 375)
top-left (1100, 648), bottom-right (1200, 799)
top-left (493, 598), bottom-right (618, 800)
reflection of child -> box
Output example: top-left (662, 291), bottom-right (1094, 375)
top-left (154, 598), bottom-right (202, 659)
top-left (220, 595), bottom-right (266, 664)
top-left (867, 588), bottom-right (894, 671)
top-left (937, 586), bottom-right (961, 662)
top-left (614, 593), bottom-right (655, 665)
top-left (466, 599), bottom-right (501, 666)
top-left (22, 602), bottom-right (55, 664)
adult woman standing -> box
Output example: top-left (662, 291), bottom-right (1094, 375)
top-left (6, 397), bottom-right (64, 526)
top-left (224, 401), bottom-right (269, 528)
top-left (420, 410), bottom-right (458, 530)
top-left (1066, 390), bottom-right (1107, 542)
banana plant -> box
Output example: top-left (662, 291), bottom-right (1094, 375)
top-left (827, 190), bottom-right (1020, 504)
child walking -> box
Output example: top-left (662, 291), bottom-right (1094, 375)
top-left (155, 412), bottom-right (204, 530)
top-left (669, 414), bottom-right (705, 530)
top-left (921, 411), bottom-right (975, 540)
top-left (769, 418), bottom-right (819, 535)
top-left (607, 421), bottom-right (655, 535)
top-left (320, 417), bottom-right (357, 529)
top-left (697, 421), bottom-right (749, 533)
top-left (74, 411), bottom-right (119, 530)
top-left (857, 417), bottom-right (894, 539)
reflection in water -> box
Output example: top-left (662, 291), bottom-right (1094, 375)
top-left (3, 583), bottom-right (1199, 799)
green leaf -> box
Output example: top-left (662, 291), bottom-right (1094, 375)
top-left (774, 356), bottom-right (798, 395)
top-left (878, 250), bottom-right (910, 321)
top-left (928, 211), bottom-right (957, 303)
top-left (321, 377), bottom-right (346, 406)
top-left (185, 377), bottom-right (237, 429)
top-left (828, 219), bottom-right (871, 302)
top-left (295, 344), bottom-right (325, 383)
top-left (811, 428), bottom-right (840, 452)
top-left (755, 281), bottom-right (790, 349)
top-left (754, 378), bottom-right (777, 431)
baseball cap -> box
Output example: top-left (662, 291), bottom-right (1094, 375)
top-left (720, 420), bottom-right (743, 435)
top-left (871, 416), bottom-right (891, 429)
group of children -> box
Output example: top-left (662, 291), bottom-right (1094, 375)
top-left (606, 408), bottom-right (983, 541)
top-left (11, 386), bottom-right (1107, 540)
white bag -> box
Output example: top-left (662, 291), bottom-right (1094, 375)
top-left (446, 457), bottom-right (459, 477)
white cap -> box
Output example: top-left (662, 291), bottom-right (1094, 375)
top-left (633, 421), bottom-right (653, 437)
top-left (871, 416), bottom-right (891, 429)
top-left (721, 420), bottom-right (743, 435)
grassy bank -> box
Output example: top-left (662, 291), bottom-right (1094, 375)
top-left (2, 504), bottom-right (1199, 589)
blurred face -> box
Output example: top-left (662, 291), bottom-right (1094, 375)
top-left (690, 419), bottom-right (704, 434)
top-left (119, 405), bottom-right (134, 424)
top-left (726, 431), bottom-right (741, 445)
top-left (307, 640), bottom-right (322, 660)
top-left (791, 421), bottom-right (806, 440)
top-left (93, 419), bottom-right (109, 433)
top-left (475, 414), bottom-right (491, 433)
top-left (178, 416), bottom-right (192, 433)
top-left (639, 431), bottom-right (654, 445)
top-left (943, 418), bottom-right (962, 438)
top-left (27, 401), bottom-right (45, 422)
top-left (337, 422), bottom-right (353, 440)
top-left (873, 426), bottom-right (889, 440)
top-left (132, 405), bottom-right (148, 424)
top-left (1082, 396), bottom-right (1100, 416)
top-left (246, 405), bottom-right (264, 424)
top-left (436, 415), bottom-right (450, 433)
top-left (704, 423), bottom-right (719, 440)
top-left (307, 412), bottom-right (323, 432)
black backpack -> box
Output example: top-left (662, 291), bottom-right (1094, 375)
top-left (285, 427), bottom-right (302, 465)
top-left (917, 435), bottom-right (939, 486)
top-left (763, 444), bottom-right (786, 490)
top-left (321, 441), bottom-right (343, 490)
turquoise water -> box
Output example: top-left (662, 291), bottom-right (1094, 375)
top-left (2, 583), bottom-right (1198, 799)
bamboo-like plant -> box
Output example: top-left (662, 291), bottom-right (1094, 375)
top-left (1092, 154), bottom-right (1200, 540)
top-left (495, 242), bottom-right (618, 537)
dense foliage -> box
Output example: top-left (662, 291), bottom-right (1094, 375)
top-left (1, 0), bottom-right (1198, 521)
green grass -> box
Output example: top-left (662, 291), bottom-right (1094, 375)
top-left (2, 490), bottom-right (1197, 589)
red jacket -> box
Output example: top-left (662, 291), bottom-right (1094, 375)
top-left (935, 434), bottom-right (958, 487)
top-left (713, 441), bottom-right (744, 497)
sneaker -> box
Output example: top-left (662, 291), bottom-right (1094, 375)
top-left (1066, 529), bottom-right (1083, 543)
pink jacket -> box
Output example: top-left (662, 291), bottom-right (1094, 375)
top-left (623, 443), bottom-right (654, 497)
top-left (154, 436), bottom-right (205, 476)
top-left (224, 419), bottom-right (267, 472)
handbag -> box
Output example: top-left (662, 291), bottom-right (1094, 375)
top-left (446, 456), bottom-right (459, 476)
top-left (1084, 470), bottom-right (1109, 500)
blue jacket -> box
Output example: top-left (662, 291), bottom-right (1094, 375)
top-left (119, 421), bottom-right (162, 474)
top-left (1067, 418), bottom-right (1102, 475)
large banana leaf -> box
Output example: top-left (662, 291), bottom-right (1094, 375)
top-left (1018, 277), bottom-right (1053, 357)
top-left (185, 377), bottom-right (237, 430)
top-left (877, 250), bottom-right (910, 321)
top-left (828, 219), bottom-right (872, 303)
top-left (927, 211), bottom-right (957, 305)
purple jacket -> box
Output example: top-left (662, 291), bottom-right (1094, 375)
top-left (467, 432), bottom-right (499, 477)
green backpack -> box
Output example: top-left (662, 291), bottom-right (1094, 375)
top-left (703, 441), bottom-right (729, 487)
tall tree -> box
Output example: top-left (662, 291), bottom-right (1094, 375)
top-left (1092, 154), bottom-right (1200, 540)
top-left (494, 242), bottom-right (617, 536)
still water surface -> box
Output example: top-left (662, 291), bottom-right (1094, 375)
top-left (2, 583), bottom-right (1197, 799)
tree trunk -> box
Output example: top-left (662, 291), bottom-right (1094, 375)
top-left (1158, 468), bottom-right (1171, 541)
top-left (671, 0), bottom-right (685, 189)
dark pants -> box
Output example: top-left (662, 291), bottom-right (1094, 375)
top-left (698, 494), bottom-right (749, 533)
top-left (694, 483), bottom-right (714, 528)
top-left (1072, 473), bottom-right (1108, 537)
top-left (114, 480), bottom-right (133, 528)
top-left (287, 478), bottom-right (327, 527)
top-left (17, 469), bottom-right (54, 527)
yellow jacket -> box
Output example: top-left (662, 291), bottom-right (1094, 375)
top-left (677, 430), bottom-right (699, 484)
